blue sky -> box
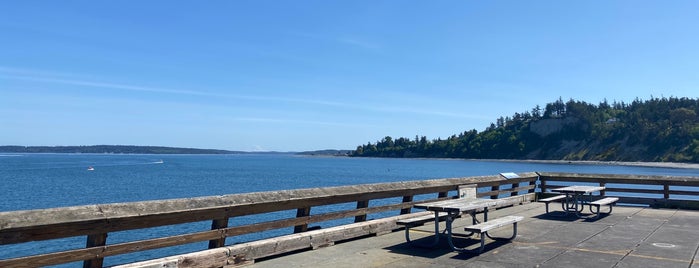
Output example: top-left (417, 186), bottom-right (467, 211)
top-left (1, 1), bottom-right (698, 151)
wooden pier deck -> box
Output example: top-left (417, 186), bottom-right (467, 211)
top-left (249, 202), bottom-right (699, 268)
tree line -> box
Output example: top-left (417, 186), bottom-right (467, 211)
top-left (351, 97), bottom-right (699, 163)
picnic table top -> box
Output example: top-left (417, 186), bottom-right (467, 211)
top-left (413, 197), bottom-right (518, 213)
top-left (551, 185), bottom-right (605, 194)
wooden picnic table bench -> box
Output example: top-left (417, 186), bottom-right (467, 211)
top-left (589, 197), bottom-right (619, 218)
top-left (541, 186), bottom-right (619, 219)
top-left (539, 194), bottom-right (566, 213)
top-left (464, 215), bottom-right (523, 253)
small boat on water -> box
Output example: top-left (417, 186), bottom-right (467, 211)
top-left (87, 166), bottom-right (95, 171)
top-left (155, 160), bottom-right (164, 164)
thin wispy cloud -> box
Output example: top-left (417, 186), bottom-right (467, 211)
top-left (372, 105), bottom-right (492, 120)
top-left (1, 71), bottom-right (333, 106)
top-left (2, 74), bottom-right (214, 96)
top-left (287, 31), bottom-right (381, 51)
top-left (1, 67), bottom-right (479, 120)
top-left (234, 117), bottom-right (371, 128)
top-left (0, 66), bottom-right (81, 78)
top-left (337, 36), bottom-right (381, 50)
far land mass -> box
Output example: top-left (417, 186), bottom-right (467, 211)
top-left (0, 145), bottom-right (277, 155)
top-left (0, 145), bottom-right (348, 156)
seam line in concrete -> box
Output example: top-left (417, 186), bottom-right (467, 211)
top-left (612, 209), bottom-right (677, 268)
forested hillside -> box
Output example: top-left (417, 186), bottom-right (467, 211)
top-left (351, 97), bottom-right (699, 163)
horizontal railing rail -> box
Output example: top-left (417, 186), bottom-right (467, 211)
top-left (537, 172), bottom-right (699, 208)
top-left (0, 172), bottom-right (538, 268)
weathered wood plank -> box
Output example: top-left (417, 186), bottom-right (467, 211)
top-left (0, 246), bottom-right (104, 268)
top-left (112, 248), bottom-right (229, 268)
top-left (478, 185), bottom-right (536, 198)
top-left (0, 228), bottom-right (227, 267)
top-left (176, 247), bottom-right (229, 268)
top-left (538, 172), bottom-right (699, 186)
top-left (546, 186), bottom-right (699, 197)
top-left (226, 213), bottom-right (412, 262)
top-left (602, 187), bottom-right (665, 195)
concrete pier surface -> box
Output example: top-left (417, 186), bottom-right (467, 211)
top-left (249, 202), bottom-right (699, 268)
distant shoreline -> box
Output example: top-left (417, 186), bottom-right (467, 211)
top-left (306, 153), bottom-right (699, 170)
top-left (487, 159), bottom-right (699, 169)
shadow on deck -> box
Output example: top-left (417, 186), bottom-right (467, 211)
top-left (249, 202), bottom-right (699, 268)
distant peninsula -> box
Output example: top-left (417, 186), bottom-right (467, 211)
top-left (0, 145), bottom-right (344, 155)
top-left (0, 145), bottom-right (239, 154)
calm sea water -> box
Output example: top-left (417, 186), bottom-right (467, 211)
top-left (2, 153), bottom-right (699, 267)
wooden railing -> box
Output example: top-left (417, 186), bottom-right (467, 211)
top-left (6, 172), bottom-right (696, 268)
top-left (0, 172), bottom-right (538, 268)
top-left (538, 172), bottom-right (699, 208)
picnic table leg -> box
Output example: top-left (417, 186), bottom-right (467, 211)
top-left (562, 193), bottom-right (585, 217)
top-left (403, 211), bottom-right (441, 247)
top-left (447, 208), bottom-right (489, 252)
top-left (574, 194), bottom-right (582, 215)
top-left (562, 193), bottom-right (574, 213)
top-left (576, 193), bottom-right (587, 217)
top-left (426, 211), bottom-right (441, 247)
top-left (453, 212), bottom-right (478, 238)
top-left (446, 211), bottom-right (471, 252)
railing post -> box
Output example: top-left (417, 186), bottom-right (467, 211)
top-left (510, 182), bottom-right (520, 197)
top-left (491, 185), bottom-right (500, 199)
top-left (83, 233), bottom-right (108, 268)
top-left (664, 184), bottom-right (670, 199)
top-left (540, 178), bottom-right (547, 193)
top-left (400, 195), bottom-right (413, 214)
top-left (354, 200), bottom-right (369, 222)
top-left (208, 218), bottom-right (229, 249)
top-left (294, 207), bottom-right (311, 233)
top-left (528, 178), bottom-right (536, 193)
top-left (600, 182), bottom-right (606, 197)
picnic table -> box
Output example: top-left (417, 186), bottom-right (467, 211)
top-left (411, 198), bottom-right (522, 253)
top-left (550, 185), bottom-right (605, 217)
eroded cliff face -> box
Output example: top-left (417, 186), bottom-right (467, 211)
top-left (529, 117), bottom-right (581, 137)
top-left (526, 117), bottom-right (657, 162)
